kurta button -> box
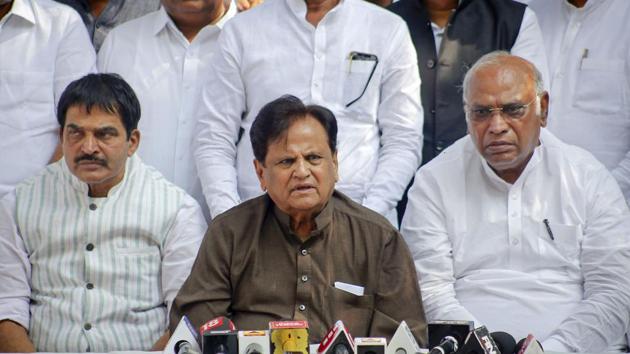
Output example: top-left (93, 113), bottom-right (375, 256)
top-left (86, 243), bottom-right (94, 251)
top-left (84, 323), bottom-right (92, 330)
top-left (298, 304), bottom-right (306, 311)
top-left (301, 275), bottom-right (308, 282)
top-left (512, 239), bottom-right (520, 246)
top-left (89, 203), bottom-right (97, 211)
top-left (301, 249), bottom-right (308, 256)
top-left (427, 59), bottom-right (435, 69)
top-left (86, 283), bottom-right (94, 290)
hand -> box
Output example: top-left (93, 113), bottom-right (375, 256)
top-left (236, 0), bottom-right (264, 12)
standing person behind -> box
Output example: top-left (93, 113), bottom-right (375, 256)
top-left (401, 52), bottom-right (630, 352)
top-left (528, 0), bottom-right (630, 205)
top-left (0, 0), bottom-right (95, 198)
top-left (98, 0), bottom-right (236, 220)
top-left (389, 0), bottom-right (549, 165)
top-left (388, 0), bottom-right (549, 223)
top-left (0, 74), bottom-right (207, 353)
top-left (54, 0), bottom-right (160, 51)
top-left (194, 0), bottom-right (422, 225)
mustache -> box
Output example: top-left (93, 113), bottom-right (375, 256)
top-left (75, 154), bottom-right (107, 166)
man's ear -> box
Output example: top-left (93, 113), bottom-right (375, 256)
top-left (332, 151), bottom-right (339, 182)
top-left (253, 159), bottom-right (267, 191)
top-left (127, 129), bottom-right (141, 156)
top-left (539, 91), bottom-right (549, 127)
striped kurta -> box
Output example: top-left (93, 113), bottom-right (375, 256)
top-left (14, 155), bottom-right (190, 352)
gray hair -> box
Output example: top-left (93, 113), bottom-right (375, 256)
top-left (462, 51), bottom-right (545, 103)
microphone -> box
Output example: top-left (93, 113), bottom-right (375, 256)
top-left (317, 321), bottom-right (355, 354)
top-left (514, 335), bottom-right (544, 354)
top-left (355, 337), bottom-right (387, 354)
top-left (177, 340), bottom-right (202, 354)
top-left (489, 332), bottom-right (515, 354)
top-left (238, 330), bottom-right (270, 354)
top-left (429, 336), bottom-right (458, 354)
top-left (427, 321), bottom-right (473, 354)
top-left (201, 317), bottom-right (239, 354)
top-left (457, 326), bottom-right (501, 354)
top-left (165, 316), bottom-right (202, 354)
top-left (386, 321), bottom-right (422, 354)
top-left (270, 320), bottom-right (310, 354)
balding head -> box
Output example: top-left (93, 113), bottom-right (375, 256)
top-left (463, 52), bottom-right (549, 183)
top-left (463, 51), bottom-right (545, 105)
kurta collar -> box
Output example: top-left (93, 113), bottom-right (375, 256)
top-left (562, 0), bottom-right (605, 15)
top-left (272, 193), bottom-right (335, 242)
top-left (62, 154), bottom-right (139, 198)
top-left (285, 0), bottom-right (345, 25)
top-left (152, 3), bottom-right (236, 37)
top-left (6, 0), bottom-right (36, 25)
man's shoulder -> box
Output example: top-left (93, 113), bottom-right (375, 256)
top-left (419, 136), bottom-right (476, 178)
top-left (15, 160), bottom-right (66, 194)
top-left (31, 0), bottom-right (84, 24)
top-left (132, 157), bottom-right (189, 197)
top-left (541, 129), bottom-right (608, 173)
top-left (331, 191), bottom-right (398, 234)
top-left (104, 9), bottom-right (161, 41)
top-left (212, 195), bottom-right (269, 225)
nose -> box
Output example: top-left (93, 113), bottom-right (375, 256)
top-left (80, 134), bottom-right (98, 154)
top-left (487, 111), bottom-right (509, 135)
top-left (293, 158), bottom-right (310, 179)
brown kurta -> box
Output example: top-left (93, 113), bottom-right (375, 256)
top-left (170, 191), bottom-right (427, 345)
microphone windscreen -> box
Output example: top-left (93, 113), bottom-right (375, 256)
top-left (490, 332), bottom-right (516, 354)
top-left (200, 317), bottom-right (237, 334)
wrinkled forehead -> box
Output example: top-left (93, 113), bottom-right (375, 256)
top-left (465, 64), bottom-right (536, 105)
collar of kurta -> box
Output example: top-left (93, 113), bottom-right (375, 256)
top-left (285, 0), bottom-right (346, 25)
top-left (271, 191), bottom-right (335, 242)
top-left (61, 153), bottom-right (139, 198)
top-left (152, 2), bottom-right (237, 37)
top-left (5, 0), bottom-right (36, 25)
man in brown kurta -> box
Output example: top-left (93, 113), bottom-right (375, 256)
top-left (169, 95), bottom-right (427, 345)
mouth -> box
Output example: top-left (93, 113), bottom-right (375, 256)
top-left (485, 141), bottom-right (514, 154)
top-left (291, 184), bottom-right (316, 193)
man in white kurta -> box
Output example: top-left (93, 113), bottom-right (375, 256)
top-left (527, 0), bottom-right (630, 205)
top-left (0, 74), bottom-right (206, 352)
top-left (0, 0), bottom-right (96, 197)
top-left (194, 0), bottom-right (423, 224)
top-left (402, 52), bottom-right (630, 352)
top-left (98, 0), bottom-right (236, 219)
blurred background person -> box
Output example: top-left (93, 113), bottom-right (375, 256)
top-left (98, 0), bottom-right (236, 220)
top-left (0, 0), bottom-right (95, 198)
top-left (528, 0), bottom-right (630, 206)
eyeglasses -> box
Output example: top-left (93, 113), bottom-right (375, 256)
top-left (465, 95), bottom-right (538, 122)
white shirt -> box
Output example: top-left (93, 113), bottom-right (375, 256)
top-left (401, 129), bottom-right (630, 352)
top-left (528, 0), bottom-right (630, 204)
top-left (98, 6), bottom-right (236, 220)
top-left (0, 155), bottom-right (207, 352)
top-left (195, 0), bottom-right (422, 221)
top-left (0, 0), bottom-right (96, 197)
top-left (431, 7), bottom-right (550, 90)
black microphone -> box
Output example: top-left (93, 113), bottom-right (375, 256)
top-left (489, 332), bottom-right (516, 354)
top-left (176, 340), bottom-right (201, 354)
top-left (429, 336), bottom-right (458, 354)
top-left (201, 317), bottom-right (239, 354)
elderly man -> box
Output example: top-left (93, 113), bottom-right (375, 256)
top-left (194, 0), bottom-right (422, 225)
top-left (0, 0), bottom-right (95, 198)
top-left (171, 95), bottom-right (427, 344)
top-left (98, 0), bottom-right (236, 220)
top-left (0, 74), bottom-right (206, 352)
top-left (527, 0), bottom-right (630, 205)
top-left (401, 52), bottom-right (630, 352)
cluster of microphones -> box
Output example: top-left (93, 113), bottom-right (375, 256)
top-left (164, 317), bottom-right (544, 354)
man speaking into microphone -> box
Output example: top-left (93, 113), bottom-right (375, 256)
top-left (170, 95), bottom-right (427, 345)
